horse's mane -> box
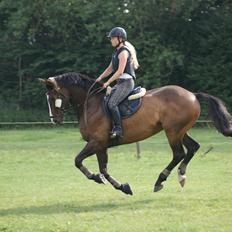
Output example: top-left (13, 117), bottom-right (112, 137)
top-left (54, 72), bottom-right (103, 90)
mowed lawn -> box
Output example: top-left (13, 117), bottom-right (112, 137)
top-left (0, 127), bottom-right (232, 232)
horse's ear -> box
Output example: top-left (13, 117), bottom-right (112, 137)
top-left (38, 78), bottom-right (47, 84)
top-left (38, 77), bottom-right (60, 91)
top-left (38, 78), bottom-right (56, 88)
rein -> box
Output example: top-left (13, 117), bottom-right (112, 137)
top-left (84, 81), bottom-right (104, 125)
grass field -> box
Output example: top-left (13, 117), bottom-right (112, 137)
top-left (0, 127), bottom-right (232, 232)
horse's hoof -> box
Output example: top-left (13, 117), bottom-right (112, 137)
top-left (178, 170), bottom-right (186, 187)
top-left (179, 176), bottom-right (186, 187)
top-left (179, 179), bottom-right (186, 187)
top-left (154, 184), bottom-right (163, 192)
top-left (121, 183), bottom-right (133, 195)
top-left (93, 173), bottom-right (107, 184)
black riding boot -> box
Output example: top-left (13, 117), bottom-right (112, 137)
top-left (109, 106), bottom-right (123, 139)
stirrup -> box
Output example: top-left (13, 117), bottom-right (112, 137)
top-left (110, 129), bottom-right (123, 139)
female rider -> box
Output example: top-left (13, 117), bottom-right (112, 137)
top-left (96, 27), bottom-right (139, 139)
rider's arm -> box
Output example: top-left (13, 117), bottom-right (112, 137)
top-left (96, 62), bottom-right (113, 82)
top-left (105, 50), bottom-right (128, 86)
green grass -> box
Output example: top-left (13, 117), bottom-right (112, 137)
top-left (0, 128), bottom-right (232, 232)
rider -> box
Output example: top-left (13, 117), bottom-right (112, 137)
top-left (96, 27), bottom-right (139, 139)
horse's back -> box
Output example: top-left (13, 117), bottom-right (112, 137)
top-left (147, 85), bottom-right (198, 107)
top-left (148, 85), bottom-right (193, 99)
top-left (144, 85), bottom-right (201, 132)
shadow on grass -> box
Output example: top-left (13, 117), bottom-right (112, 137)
top-left (0, 199), bottom-right (155, 216)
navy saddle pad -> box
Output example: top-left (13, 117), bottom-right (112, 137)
top-left (104, 86), bottom-right (143, 119)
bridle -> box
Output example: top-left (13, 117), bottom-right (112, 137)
top-left (46, 78), bottom-right (104, 124)
top-left (46, 89), bottom-right (70, 121)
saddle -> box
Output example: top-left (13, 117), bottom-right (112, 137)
top-left (104, 86), bottom-right (146, 118)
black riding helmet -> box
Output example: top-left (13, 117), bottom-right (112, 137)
top-left (107, 27), bottom-right (127, 41)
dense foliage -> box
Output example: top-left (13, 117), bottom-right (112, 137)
top-left (0, 0), bottom-right (231, 121)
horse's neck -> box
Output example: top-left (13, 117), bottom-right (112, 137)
top-left (69, 88), bottom-right (87, 120)
top-left (69, 87), bottom-right (103, 121)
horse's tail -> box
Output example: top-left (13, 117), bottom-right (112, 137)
top-left (195, 92), bottom-right (232, 137)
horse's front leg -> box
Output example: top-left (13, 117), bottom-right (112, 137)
top-left (74, 141), bottom-right (106, 184)
top-left (97, 149), bottom-right (133, 195)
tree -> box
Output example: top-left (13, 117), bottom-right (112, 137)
top-left (0, 0), bottom-right (231, 121)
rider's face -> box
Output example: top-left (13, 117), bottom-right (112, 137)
top-left (110, 37), bottom-right (122, 47)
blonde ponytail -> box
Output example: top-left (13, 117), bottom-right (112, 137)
top-left (125, 41), bottom-right (139, 70)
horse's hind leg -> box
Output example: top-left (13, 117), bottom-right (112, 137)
top-left (154, 132), bottom-right (185, 192)
top-left (96, 150), bottom-right (133, 195)
top-left (178, 133), bottom-right (200, 187)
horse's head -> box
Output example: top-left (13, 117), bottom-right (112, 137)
top-left (39, 72), bottom-right (105, 124)
top-left (39, 77), bottom-right (70, 124)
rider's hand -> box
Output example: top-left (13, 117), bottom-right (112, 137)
top-left (103, 82), bottom-right (110, 88)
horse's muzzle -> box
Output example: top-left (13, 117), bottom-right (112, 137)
top-left (50, 115), bottom-right (63, 124)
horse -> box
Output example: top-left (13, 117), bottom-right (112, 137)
top-left (39, 72), bottom-right (232, 195)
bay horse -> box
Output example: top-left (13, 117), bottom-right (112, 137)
top-left (39, 72), bottom-right (232, 195)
